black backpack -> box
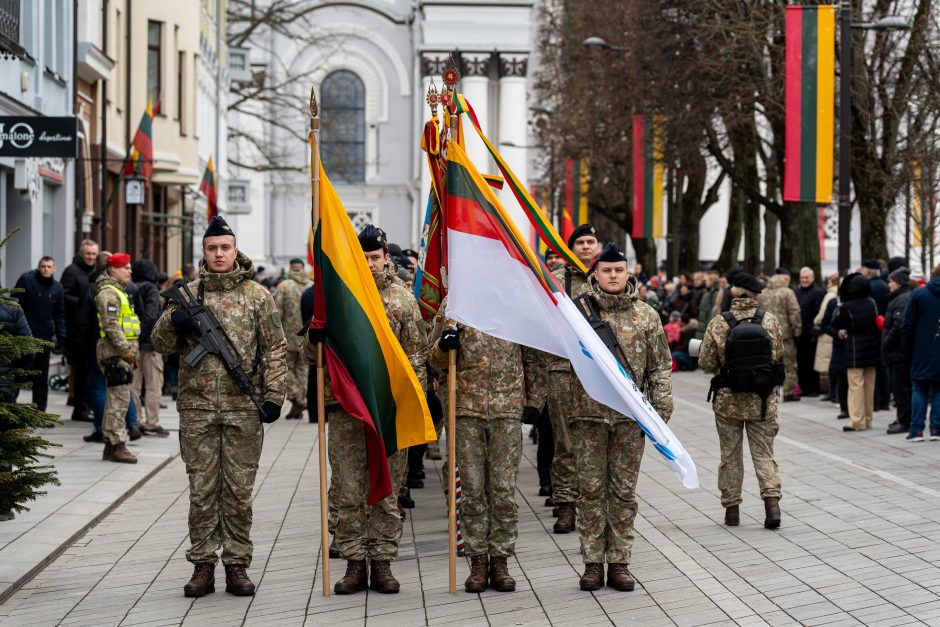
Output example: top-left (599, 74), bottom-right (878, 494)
top-left (707, 310), bottom-right (786, 418)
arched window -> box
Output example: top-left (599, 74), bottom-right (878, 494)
top-left (320, 70), bottom-right (366, 183)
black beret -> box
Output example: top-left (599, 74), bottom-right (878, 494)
top-left (567, 224), bottom-right (598, 249)
top-left (289, 258), bottom-right (305, 265)
top-left (204, 215), bottom-right (235, 239)
top-left (401, 248), bottom-right (419, 258)
top-left (733, 272), bottom-right (763, 295)
top-left (588, 242), bottom-right (627, 274)
top-left (775, 266), bottom-right (791, 276)
top-left (358, 224), bottom-right (388, 252)
top-left (861, 259), bottom-right (881, 270)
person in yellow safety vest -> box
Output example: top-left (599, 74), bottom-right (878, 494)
top-left (94, 252), bottom-right (141, 464)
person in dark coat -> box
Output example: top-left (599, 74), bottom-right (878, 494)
top-left (60, 240), bottom-right (99, 421)
top-left (833, 273), bottom-right (880, 432)
top-left (862, 259), bottom-right (891, 411)
top-left (821, 295), bottom-right (848, 418)
top-left (130, 260), bottom-right (167, 436)
top-left (882, 268), bottom-right (913, 435)
top-left (0, 302), bottom-right (32, 404)
top-left (795, 267), bottom-right (824, 397)
top-left (901, 265), bottom-right (940, 441)
top-left (15, 257), bottom-right (66, 412)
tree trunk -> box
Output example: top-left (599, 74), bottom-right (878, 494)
top-left (715, 187), bottom-right (743, 272)
top-left (630, 237), bottom-right (657, 276)
top-left (743, 202), bottom-right (761, 274)
top-left (763, 211), bottom-right (778, 274)
top-left (779, 201), bottom-right (821, 279)
top-left (857, 195), bottom-right (890, 261)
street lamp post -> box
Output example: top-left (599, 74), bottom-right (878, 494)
top-left (838, 5), bottom-right (910, 274)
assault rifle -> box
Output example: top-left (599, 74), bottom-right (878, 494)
top-left (161, 279), bottom-right (266, 415)
top-left (572, 293), bottom-right (641, 385)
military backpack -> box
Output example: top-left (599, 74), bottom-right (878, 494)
top-left (707, 310), bottom-right (785, 418)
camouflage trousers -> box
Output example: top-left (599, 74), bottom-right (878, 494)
top-left (329, 408), bottom-right (407, 561)
top-left (546, 376), bottom-right (578, 504)
top-left (103, 383), bottom-right (130, 445)
top-left (715, 413), bottom-right (781, 508)
top-left (179, 410), bottom-right (263, 566)
top-left (455, 416), bottom-right (522, 558)
top-left (285, 349), bottom-right (309, 402)
top-left (571, 419), bottom-right (644, 564)
top-left (782, 340), bottom-right (798, 396)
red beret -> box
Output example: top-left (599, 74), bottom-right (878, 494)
top-left (107, 253), bottom-right (131, 268)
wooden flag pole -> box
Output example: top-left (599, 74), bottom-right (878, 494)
top-left (447, 349), bottom-right (457, 594)
top-left (308, 87), bottom-right (330, 597)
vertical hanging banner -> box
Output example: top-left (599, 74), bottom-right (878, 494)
top-left (631, 115), bottom-right (664, 239)
top-left (577, 157), bottom-right (590, 226)
top-left (784, 5), bottom-right (835, 204)
top-left (562, 158), bottom-right (576, 241)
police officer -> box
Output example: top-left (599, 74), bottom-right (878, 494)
top-left (570, 243), bottom-right (672, 592)
top-left (151, 216), bottom-right (288, 598)
top-left (303, 224), bottom-right (426, 595)
top-left (528, 224), bottom-right (600, 533)
top-left (274, 257), bottom-right (311, 418)
top-left (429, 297), bottom-right (538, 593)
top-left (95, 252), bottom-right (140, 464)
top-left (698, 272), bottom-right (783, 529)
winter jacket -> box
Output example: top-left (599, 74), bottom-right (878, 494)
top-left (881, 286), bottom-right (912, 366)
top-left (821, 297), bottom-right (845, 374)
top-left (813, 287), bottom-right (838, 373)
top-left (60, 256), bottom-right (96, 345)
top-left (796, 283), bottom-right (824, 338)
top-left (901, 277), bottom-right (940, 383)
top-left (833, 273), bottom-right (881, 369)
top-left (14, 270), bottom-right (66, 342)
top-left (131, 260), bottom-right (162, 351)
top-left (869, 277), bottom-right (890, 315)
top-left (757, 275), bottom-right (802, 340)
top-left (0, 304), bottom-right (32, 402)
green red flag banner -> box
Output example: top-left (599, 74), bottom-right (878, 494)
top-left (123, 95), bottom-right (160, 179)
top-left (200, 157), bottom-right (217, 222)
top-left (631, 115), bottom-right (664, 239)
top-left (784, 5), bottom-right (835, 204)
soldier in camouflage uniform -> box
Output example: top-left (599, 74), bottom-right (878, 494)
top-left (302, 224), bottom-right (426, 595)
top-left (569, 243), bottom-right (672, 592)
top-left (757, 269), bottom-right (801, 400)
top-left (152, 216), bottom-right (288, 598)
top-left (428, 296), bottom-right (538, 593)
top-left (95, 253), bottom-right (140, 464)
top-left (274, 258), bottom-right (311, 419)
top-left (528, 224), bottom-right (600, 533)
top-left (699, 272), bottom-right (784, 529)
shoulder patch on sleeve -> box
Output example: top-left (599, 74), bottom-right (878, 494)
top-left (107, 304), bottom-right (118, 313)
top-left (271, 312), bottom-right (282, 328)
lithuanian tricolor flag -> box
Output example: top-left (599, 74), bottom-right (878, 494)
top-left (631, 115), bottom-right (664, 239)
top-left (199, 157), bottom-right (217, 222)
top-left (311, 164), bottom-right (435, 505)
top-left (123, 95), bottom-right (160, 179)
top-left (784, 5), bottom-right (835, 204)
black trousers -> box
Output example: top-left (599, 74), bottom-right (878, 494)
top-left (876, 364), bottom-right (891, 408)
top-left (66, 340), bottom-right (94, 412)
top-left (30, 346), bottom-right (52, 412)
top-left (796, 335), bottom-right (820, 396)
top-left (535, 406), bottom-right (554, 489)
top-left (888, 362), bottom-right (912, 427)
top-left (831, 370), bottom-right (849, 413)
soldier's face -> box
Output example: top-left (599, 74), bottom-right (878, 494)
top-left (203, 235), bottom-right (238, 273)
top-left (364, 250), bottom-right (389, 275)
top-left (109, 263), bottom-right (132, 285)
top-left (545, 253), bottom-right (563, 270)
top-left (594, 261), bottom-right (629, 294)
top-left (572, 236), bottom-right (600, 265)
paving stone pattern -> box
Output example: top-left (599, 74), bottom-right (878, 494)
top-left (2, 372), bottom-right (940, 626)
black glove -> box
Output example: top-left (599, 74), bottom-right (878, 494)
top-left (521, 405), bottom-right (540, 425)
top-left (438, 327), bottom-right (461, 352)
top-left (171, 308), bottom-right (198, 336)
top-left (307, 326), bottom-right (326, 344)
top-left (260, 401), bottom-right (282, 424)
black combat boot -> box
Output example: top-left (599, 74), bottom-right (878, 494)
top-left (579, 563), bottom-right (604, 591)
top-left (224, 564), bottom-right (255, 596)
top-left (102, 441), bottom-right (113, 461)
top-left (183, 562), bottom-right (215, 597)
top-left (369, 559), bottom-right (400, 593)
top-left (488, 556), bottom-right (516, 592)
top-left (464, 555), bottom-right (488, 593)
top-left (334, 560), bottom-right (367, 594)
top-left (724, 505), bottom-right (740, 526)
top-left (764, 497), bottom-right (781, 529)
top-left (553, 503), bottom-right (576, 534)
top-left (607, 564), bottom-right (635, 591)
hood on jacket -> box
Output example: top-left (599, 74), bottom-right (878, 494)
top-left (928, 276), bottom-right (940, 296)
top-left (592, 275), bottom-right (639, 311)
top-left (132, 260), bottom-right (159, 284)
top-left (198, 251), bottom-right (255, 292)
top-left (839, 272), bottom-right (871, 301)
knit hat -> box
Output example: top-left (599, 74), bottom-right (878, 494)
top-left (107, 253), bottom-right (131, 268)
top-left (889, 267), bottom-right (910, 286)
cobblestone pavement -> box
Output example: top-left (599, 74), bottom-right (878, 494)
top-left (2, 371), bottom-right (940, 626)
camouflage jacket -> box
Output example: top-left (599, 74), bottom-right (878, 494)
top-left (565, 276), bottom-right (673, 423)
top-left (757, 275), bottom-right (801, 340)
top-left (302, 265), bottom-right (427, 406)
top-left (273, 269), bottom-right (310, 352)
top-left (95, 273), bottom-right (139, 365)
top-left (151, 252), bottom-right (288, 412)
top-left (698, 297), bottom-right (783, 420)
top-left (428, 296), bottom-right (538, 419)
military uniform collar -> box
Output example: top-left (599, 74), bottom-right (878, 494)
top-left (591, 275), bottom-right (639, 310)
top-left (731, 297), bottom-right (759, 311)
top-left (199, 251), bottom-right (254, 292)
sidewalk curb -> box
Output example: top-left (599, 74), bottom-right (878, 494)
top-left (0, 453), bottom-right (179, 605)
